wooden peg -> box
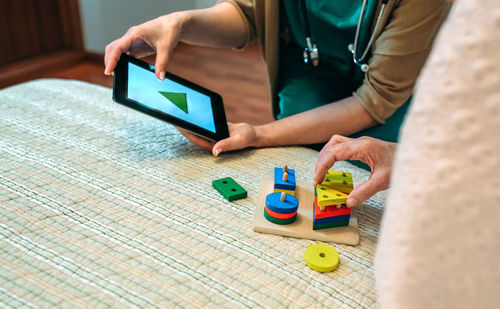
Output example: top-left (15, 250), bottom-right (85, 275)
top-left (283, 165), bottom-right (288, 173)
top-left (280, 192), bottom-right (286, 202)
top-left (283, 172), bottom-right (288, 182)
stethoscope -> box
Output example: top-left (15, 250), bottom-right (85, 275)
top-left (302, 0), bottom-right (389, 72)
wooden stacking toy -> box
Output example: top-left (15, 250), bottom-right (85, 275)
top-left (273, 165), bottom-right (296, 196)
top-left (264, 165), bottom-right (299, 225)
top-left (313, 170), bottom-right (353, 230)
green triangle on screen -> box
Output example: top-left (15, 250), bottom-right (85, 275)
top-left (158, 91), bottom-right (188, 114)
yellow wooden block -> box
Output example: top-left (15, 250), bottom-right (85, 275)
top-left (316, 185), bottom-right (348, 207)
top-left (320, 170), bottom-right (353, 193)
top-left (273, 188), bottom-right (295, 196)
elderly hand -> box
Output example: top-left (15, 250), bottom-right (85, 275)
top-left (314, 135), bottom-right (397, 207)
top-left (177, 123), bottom-right (258, 156)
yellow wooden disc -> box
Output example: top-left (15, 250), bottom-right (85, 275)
top-left (304, 244), bottom-right (339, 273)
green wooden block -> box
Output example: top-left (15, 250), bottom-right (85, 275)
top-left (212, 177), bottom-right (247, 201)
top-left (312, 220), bottom-right (349, 230)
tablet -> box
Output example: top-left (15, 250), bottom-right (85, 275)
top-left (113, 54), bottom-right (229, 141)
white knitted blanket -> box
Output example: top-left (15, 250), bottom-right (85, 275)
top-left (0, 79), bottom-right (386, 308)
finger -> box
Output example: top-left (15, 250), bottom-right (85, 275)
top-left (104, 40), bottom-right (119, 72)
top-left (104, 42), bottom-right (120, 75)
top-left (177, 128), bottom-right (214, 151)
top-left (317, 135), bottom-right (353, 163)
top-left (314, 135), bottom-right (353, 184)
top-left (328, 134), bottom-right (352, 145)
top-left (212, 138), bottom-right (234, 157)
top-left (212, 133), bottom-right (247, 156)
top-left (105, 37), bottom-right (134, 75)
top-left (154, 43), bottom-right (173, 80)
top-left (346, 171), bottom-right (386, 207)
top-left (104, 43), bottom-right (111, 67)
top-left (314, 140), bottom-right (361, 185)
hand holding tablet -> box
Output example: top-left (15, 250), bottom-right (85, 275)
top-left (113, 54), bottom-right (229, 141)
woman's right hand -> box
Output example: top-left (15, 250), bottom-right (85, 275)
top-left (314, 135), bottom-right (397, 207)
top-left (104, 12), bottom-right (187, 80)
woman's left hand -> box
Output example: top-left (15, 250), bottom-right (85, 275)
top-left (177, 122), bottom-right (258, 156)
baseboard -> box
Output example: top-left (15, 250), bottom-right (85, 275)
top-left (0, 50), bottom-right (88, 89)
top-left (83, 51), bottom-right (104, 64)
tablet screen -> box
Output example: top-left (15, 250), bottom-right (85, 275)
top-left (127, 62), bottom-right (216, 133)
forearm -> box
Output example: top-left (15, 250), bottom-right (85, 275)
top-left (176, 2), bottom-right (248, 49)
top-left (252, 96), bottom-right (377, 147)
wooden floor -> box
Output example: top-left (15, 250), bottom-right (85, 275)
top-left (23, 44), bottom-right (274, 125)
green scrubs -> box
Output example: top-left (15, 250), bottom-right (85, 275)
top-left (278, 0), bottom-right (411, 146)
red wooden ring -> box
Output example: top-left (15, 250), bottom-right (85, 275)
top-left (265, 206), bottom-right (297, 219)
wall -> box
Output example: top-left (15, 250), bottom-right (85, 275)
top-left (79, 0), bottom-right (216, 53)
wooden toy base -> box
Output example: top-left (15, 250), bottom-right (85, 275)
top-left (253, 179), bottom-right (360, 245)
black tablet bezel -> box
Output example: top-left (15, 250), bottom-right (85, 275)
top-left (113, 54), bottom-right (229, 141)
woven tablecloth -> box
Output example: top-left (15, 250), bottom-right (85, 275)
top-left (0, 79), bottom-right (386, 308)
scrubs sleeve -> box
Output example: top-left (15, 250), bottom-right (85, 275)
top-left (353, 0), bottom-right (450, 124)
top-left (217, 0), bottom-right (257, 49)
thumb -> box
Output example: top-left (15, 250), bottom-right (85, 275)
top-left (212, 137), bottom-right (237, 157)
top-left (346, 174), bottom-right (385, 207)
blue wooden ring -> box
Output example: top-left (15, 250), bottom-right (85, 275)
top-left (265, 192), bottom-right (299, 214)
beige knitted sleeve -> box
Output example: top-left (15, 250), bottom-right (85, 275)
top-left (375, 0), bottom-right (500, 308)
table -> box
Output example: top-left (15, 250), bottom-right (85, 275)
top-left (0, 79), bottom-right (386, 308)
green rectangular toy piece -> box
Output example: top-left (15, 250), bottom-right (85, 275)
top-left (212, 177), bottom-right (247, 201)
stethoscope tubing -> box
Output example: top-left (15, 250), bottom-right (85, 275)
top-left (351, 0), bottom-right (388, 71)
top-left (302, 0), bottom-right (389, 72)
